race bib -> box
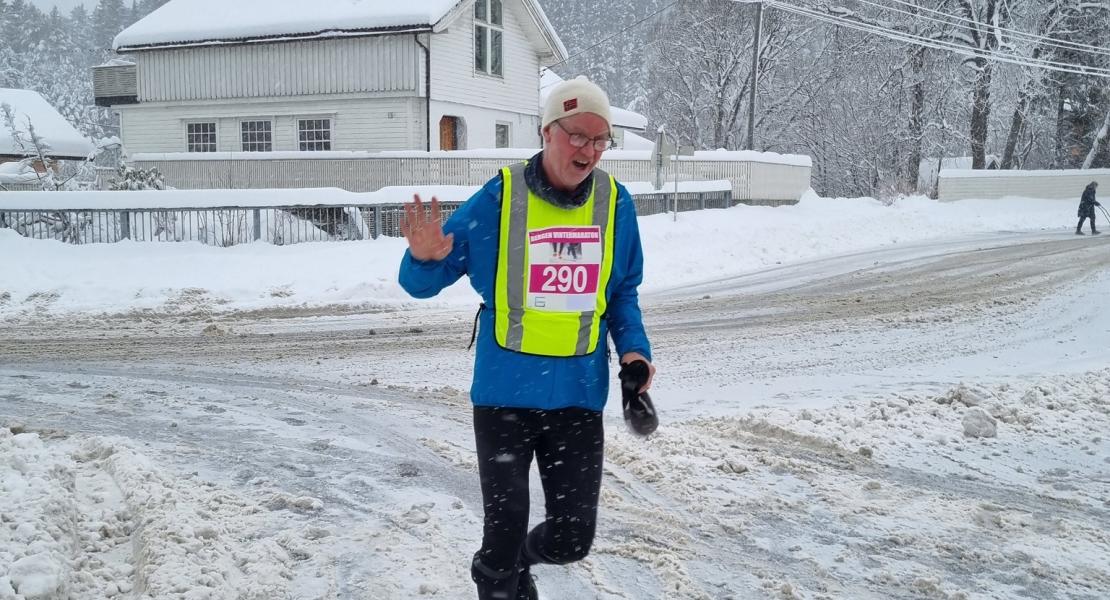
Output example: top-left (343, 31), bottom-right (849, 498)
top-left (527, 226), bottom-right (602, 312)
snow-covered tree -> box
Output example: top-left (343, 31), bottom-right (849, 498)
top-left (539, 0), bottom-right (671, 110)
top-left (92, 0), bottom-right (127, 54)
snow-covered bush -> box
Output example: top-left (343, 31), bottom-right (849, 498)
top-left (108, 163), bottom-right (166, 191)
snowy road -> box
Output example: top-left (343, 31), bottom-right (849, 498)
top-left (2, 231), bottom-right (1109, 599)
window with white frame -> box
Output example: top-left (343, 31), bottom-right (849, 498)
top-left (240, 120), bottom-right (272, 152)
top-left (474, 0), bottom-right (503, 76)
top-left (298, 118), bottom-right (332, 151)
top-left (495, 122), bottom-right (510, 148)
top-left (186, 122), bottom-right (217, 152)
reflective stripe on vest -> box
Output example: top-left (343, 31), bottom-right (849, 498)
top-left (494, 162), bottom-right (616, 357)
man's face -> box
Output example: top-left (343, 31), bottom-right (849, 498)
top-left (541, 112), bottom-right (610, 193)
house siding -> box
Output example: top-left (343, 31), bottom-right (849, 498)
top-left (424, 2), bottom-right (546, 148)
top-left (430, 99), bottom-right (540, 149)
top-left (136, 36), bottom-right (421, 102)
top-left (430, 1), bottom-right (540, 117)
top-left (116, 96), bottom-right (426, 153)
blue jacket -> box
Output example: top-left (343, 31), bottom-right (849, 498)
top-left (398, 173), bottom-right (651, 411)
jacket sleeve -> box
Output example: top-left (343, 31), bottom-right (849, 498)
top-left (397, 191), bottom-right (480, 299)
top-left (606, 187), bottom-right (652, 362)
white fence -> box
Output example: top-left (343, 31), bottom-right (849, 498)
top-left (0, 187), bottom-right (733, 246)
top-left (938, 168), bottom-right (1110, 201)
top-left (0, 181), bottom-right (40, 192)
top-left (128, 150), bottom-right (811, 205)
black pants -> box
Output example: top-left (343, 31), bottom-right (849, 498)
top-left (470, 406), bottom-right (604, 600)
top-left (1078, 213), bottom-right (1097, 232)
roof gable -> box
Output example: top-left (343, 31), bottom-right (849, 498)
top-left (0, 88), bottom-right (95, 159)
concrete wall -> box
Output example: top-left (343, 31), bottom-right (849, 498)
top-left (126, 154), bottom-right (812, 204)
top-left (938, 169), bottom-right (1110, 201)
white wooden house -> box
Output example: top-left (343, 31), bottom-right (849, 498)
top-left (94, 0), bottom-right (567, 154)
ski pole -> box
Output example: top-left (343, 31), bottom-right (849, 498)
top-left (1099, 204), bottom-right (1110, 222)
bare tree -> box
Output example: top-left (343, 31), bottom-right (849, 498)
top-left (646, 0), bottom-right (809, 150)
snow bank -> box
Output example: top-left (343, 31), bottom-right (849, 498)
top-left (603, 370), bottom-right (1110, 598)
top-left (0, 428), bottom-right (75, 599)
top-left (635, 192), bottom-right (1070, 290)
top-left (0, 193), bottom-right (1082, 322)
top-left (0, 429), bottom-right (299, 599)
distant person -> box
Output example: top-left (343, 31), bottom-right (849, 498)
top-left (397, 76), bottom-right (654, 600)
top-left (1076, 181), bottom-right (1101, 235)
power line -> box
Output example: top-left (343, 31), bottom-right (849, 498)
top-left (768, 1), bottom-right (1110, 76)
top-left (541, 0), bottom-right (1110, 84)
top-left (877, 0), bottom-right (1110, 58)
top-left (772, 1), bottom-right (1110, 76)
top-left (849, 0), bottom-right (1110, 60)
top-left (765, 0), bottom-right (1110, 78)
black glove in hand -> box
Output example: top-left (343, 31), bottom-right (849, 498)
top-left (618, 360), bottom-right (659, 436)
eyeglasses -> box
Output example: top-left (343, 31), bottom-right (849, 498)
top-left (553, 120), bottom-right (613, 151)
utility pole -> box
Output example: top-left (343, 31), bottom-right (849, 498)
top-left (654, 125), bottom-right (667, 190)
top-left (746, 1), bottom-right (763, 151)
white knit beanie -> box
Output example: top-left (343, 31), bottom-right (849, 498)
top-left (542, 76), bottom-right (612, 132)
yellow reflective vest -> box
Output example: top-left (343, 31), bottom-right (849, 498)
top-left (494, 162), bottom-right (617, 356)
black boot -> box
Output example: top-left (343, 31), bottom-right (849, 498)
top-left (516, 568), bottom-right (538, 600)
top-left (1076, 228), bottom-right (1086, 235)
top-left (472, 554), bottom-right (522, 600)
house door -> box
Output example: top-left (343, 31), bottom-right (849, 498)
top-left (439, 116), bottom-right (459, 151)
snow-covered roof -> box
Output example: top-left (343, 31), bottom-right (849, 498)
top-left (0, 88), bottom-right (95, 160)
top-left (115, 0), bottom-right (462, 49)
top-left (0, 160), bottom-right (37, 184)
top-left (611, 106), bottom-right (648, 131)
top-left (540, 70), bottom-right (648, 131)
top-left (96, 58), bottom-right (136, 68)
top-left (115, 0), bottom-right (566, 61)
top-left (621, 130), bottom-right (655, 151)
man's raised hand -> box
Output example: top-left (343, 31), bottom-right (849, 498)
top-left (401, 194), bottom-right (454, 261)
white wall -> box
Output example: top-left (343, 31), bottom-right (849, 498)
top-left (428, 0), bottom-right (542, 149)
top-left (117, 95), bottom-right (425, 154)
top-left (122, 152), bottom-right (811, 204)
top-left (431, 100), bottom-right (540, 150)
top-left (135, 36), bottom-right (420, 102)
top-left (938, 169), bottom-right (1110, 201)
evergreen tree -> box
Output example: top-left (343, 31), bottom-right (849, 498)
top-left (0, 0), bottom-right (17, 87)
top-left (92, 0), bottom-right (126, 54)
top-left (538, 0), bottom-right (670, 109)
top-left (69, 4), bottom-right (97, 59)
